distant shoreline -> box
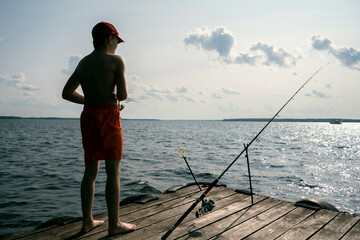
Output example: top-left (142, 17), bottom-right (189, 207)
top-left (0, 116), bottom-right (160, 121)
top-left (1, 116), bottom-right (360, 122)
top-left (223, 118), bottom-right (360, 123)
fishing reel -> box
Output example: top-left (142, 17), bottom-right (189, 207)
top-left (195, 199), bottom-right (215, 218)
top-left (115, 97), bottom-right (138, 111)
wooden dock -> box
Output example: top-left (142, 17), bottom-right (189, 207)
top-left (8, 183), bottom-right (360, 240)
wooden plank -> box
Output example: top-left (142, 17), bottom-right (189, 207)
top-left (209, 201), bottom-right (296, 240)
top-left (87, 189), bottom-right (240, 239)
top-left (124, 189), bottom-right (236, 229)
top-left (99, 184), bottom-right (206, 218)
top-left (243, 206), bottom-right (315, 240)
top-left (12, 184), bottom-right (223, 240)
top-left (134, 194), bottom-right (267, 240)
top-left (341, 219), bottom-right (360, 240)
top-left (150, 195), bottom-right (267, 239)
top-left (117, 184), bottom-right (207, 214)
top-left (67, 186), bottom-right (237, 240)
top-left (172, 197), bottom-right (283, 240)
top-left (9, 184), bottom-right (359, 240)
top-left (154, 194), bottom-right (267, 239)
top-left (310, 213), bottom-right (359, 239)
top-left (276, 209), bottom-right (339, 240)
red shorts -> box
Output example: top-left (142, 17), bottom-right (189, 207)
top-left (80, 104), bottom-right (123, 165)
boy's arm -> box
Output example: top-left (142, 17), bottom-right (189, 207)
top-left (62, 71), bottom-right (84, 104)
top-left (115, 56), bottom-right (128, 101)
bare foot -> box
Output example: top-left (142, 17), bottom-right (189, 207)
top-left (81, 219), bottom-right (104, 233)
top-left (109, 222), bottom-right (136, 236)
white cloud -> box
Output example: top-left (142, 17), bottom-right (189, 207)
top-left (311, 35), bottom-right (332, 50)
top-left (232, 53), bottom-right (258, 65)
top-left (217, 103), bottom-right (240, 113)
top-left (184, 26), bottom-right (301, 68)
top-left (304, 90), bottom-right (331, 98)
top-left (128, 75), bottom-right (140, 81)
top-left (311, 35), bottom-right (360, 71)
top-left (0, 72), bottom-right (39, 91)
top-left (212, 87), bottom-right (242, 99)
top-left (128, 81), bottom-right (194, 102)
top-left (62, 54), bottom-right (83, 75)
top-left (176, 87), bottom-right (188, 93)
top-left (249, 42), bottom-right (300, 67)
top-left (220, 87), bottom-right (242, 95)
top-left (149, 86), bottom-right (171, 94)
top-left (0, 93), bottom-right (61, 106)
top-left (184, 26), bottom-right (235, 57)
top-left (212, 92), bottom-right (223, 99)
top-left (182, 96), bottom-right (195, 102)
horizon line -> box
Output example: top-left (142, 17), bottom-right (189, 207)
top-left (1, 116), bottom-right (360, 122)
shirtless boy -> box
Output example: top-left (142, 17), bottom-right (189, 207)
top-left (62, 21), bottom-right (136, 236)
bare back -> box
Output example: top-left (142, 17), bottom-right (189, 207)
top-left (75, 51), bottom-right (127, 105)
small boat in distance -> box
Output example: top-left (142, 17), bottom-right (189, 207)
top-left (330, 119), bottom-right (342, 124)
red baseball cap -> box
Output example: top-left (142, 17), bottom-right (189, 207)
top-left (92, 21), bottom-right (124, 43)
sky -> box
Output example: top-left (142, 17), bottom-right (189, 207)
top-left (0, 0), bottom-right (359, 120)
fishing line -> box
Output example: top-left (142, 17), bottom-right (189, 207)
top-left (161, 64), bottom-right (328, 240)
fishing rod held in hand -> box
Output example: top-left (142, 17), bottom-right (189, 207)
top-left (161, 65), bottom-right (328, 240)
top-left (116, 97), bottom-right (139, 111)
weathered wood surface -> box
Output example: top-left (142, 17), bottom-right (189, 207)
top-left (7, 184), bottom-right (360, 240)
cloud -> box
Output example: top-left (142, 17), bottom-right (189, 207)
top-left (147, 86), bottom-right (171, 94)
top-left (311, 35), bottom-right (360, 70)
top-left (212, 92), bottom-right (223, 99)
top-left (304, 90), bottom-right (331, 98)
top-left (62, 54), bottom-right (82, 75)
top-left (128, 81), bottom-right (194, 102)
top-left (220, 88), bottom-right (241, 95)
top-left (217, 103), bottom-right (240, 113)
top-left (250, 42), bottom-right (299, 67)
top-left (212, 87), bottom-right (242, 99)
top-left (0, 94), bottom-right (61, 106)
top-left (128, 80), bottom-right (239, 104)
top-left (325, 83), bottom-right (332, 89)
top-left (184, 26), bottom-right (235, 57)
top-left (0, 72), bottom-right (39, 91)
top-left (311, 35), bottom-right (332, 50)
top-left (233, 53), bottom-right (259, 65)
top-left (182, 96), bottom-right (195, 102)
top-left (184, 26), bottom-right (301, 68)
top-left (176, 87), bottom-right (188, 93)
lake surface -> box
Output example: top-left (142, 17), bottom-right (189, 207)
top-left (0, 119), bottom-right (359, 238)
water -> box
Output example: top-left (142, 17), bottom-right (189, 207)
top-left (0, 119), bottom-right (359, 238)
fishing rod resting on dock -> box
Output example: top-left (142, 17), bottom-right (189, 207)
top-left (161, 64), bottom-right (328, 240)
top-left (178, 149), bottom-right (202, 191)
top-left (178, 149), bottom-right (216, 218)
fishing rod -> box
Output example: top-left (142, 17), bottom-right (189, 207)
top-left (161, 64), bottom-right (328, 240)
top-left (179, 149), bottom-right (216, 218)
top-left (178, 149), bottom-right (202, 191)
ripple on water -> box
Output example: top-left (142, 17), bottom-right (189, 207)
top-left (1, 120), bottom-right (360, 238)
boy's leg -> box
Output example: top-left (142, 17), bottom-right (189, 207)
top-left (81, 160), bottom-right (104, 232)
top-left (105, 160), bottom-right (136, 235)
